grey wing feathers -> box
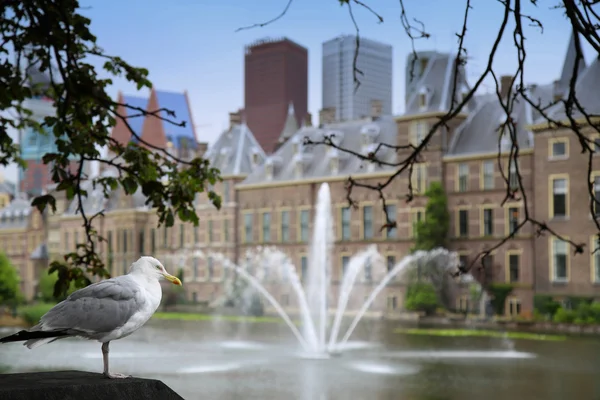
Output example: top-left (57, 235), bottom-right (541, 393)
top-left (39, 275), bottom-right (144, 334)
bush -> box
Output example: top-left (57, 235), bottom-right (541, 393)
top-left (38, 269), bottom-right (76, 303)
top-left (534, 295), bottom-right (561, 317)
top-left (19, 303), bottom-right (54, 326)
top-left (553, 302), bottom-right (600, 324)
top-left (487, 283), bottom-right (514, 315)
top-left (405, 283), bottom-right (439, 315)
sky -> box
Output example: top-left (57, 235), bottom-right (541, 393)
top-left (0, 0), bottom-right (593, 183)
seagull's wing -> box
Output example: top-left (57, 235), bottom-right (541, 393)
top-left (38, 275), bottom-right (146, 335)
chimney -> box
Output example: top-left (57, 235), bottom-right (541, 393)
top-left (370, 99), bottom-right (383, 118)
top-left (319, 107), bottom-right (336, 125)
top-left (500, 75), bottom-right (512, 99)
top-left (229, 109), bottom-right (244, 129)
top-left (304, 112), bottom-right (313, 127)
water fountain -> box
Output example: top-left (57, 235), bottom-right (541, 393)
top-left (195, 183), bottom-right (462, 358)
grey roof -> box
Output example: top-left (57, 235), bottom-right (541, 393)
top-left (205, 124), bottom-right (266, 176)
top-left (0, 180), bottom-right (16, 196)
top-left (241, 116), bottom-right (398, 185)
top-left (556, 32), bottom-right (587, 96)
top-left (404, 51), bottom-right (476, 115)
top-left (278, 103), bottom-right (300, 144)
top-left (540, 57), bottom-right (600, 123)
top-left (64, 170), bottom-right (148, 216)
top-left (0, 197), bottom-right (31, 229)
top-left (448, 94), bottom-right (535, 156)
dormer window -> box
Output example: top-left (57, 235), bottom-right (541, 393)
top-left (330, 156), bottom-right (339, 175)
top-left (294, 161), bottom-right (303, 179)
top-left (418, 86), bottom-right (430, 110)
top-left (361, 133), bottom-right (371, 147)
top-left (420, 57), bottom-right (429, 74)
top-left (265, 163), bottom-right (274, 181)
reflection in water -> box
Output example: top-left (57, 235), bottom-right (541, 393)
top-left (2, 319), bottom-right (600, 400)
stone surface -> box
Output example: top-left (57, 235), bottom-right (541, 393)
top-left (0, 370), bottom-right (184, 400)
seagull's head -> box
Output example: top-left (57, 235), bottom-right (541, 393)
top-left (132, 256), bottom-right (182, 286)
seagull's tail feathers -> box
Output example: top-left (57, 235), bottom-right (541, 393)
top-left (0, 328), bottom-right (71, 349)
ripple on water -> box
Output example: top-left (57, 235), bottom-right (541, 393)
top-left (349, 361), bottom-right (420, 376)
top-left (217, 341), bottom-right (267, 350)
top-left (177, 363), bottom-right (242, 374)
top-left (387, 350), bottom-right (536, 360)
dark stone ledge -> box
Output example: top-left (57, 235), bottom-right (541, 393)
top-left (0, 370), bottom-right (184, 400)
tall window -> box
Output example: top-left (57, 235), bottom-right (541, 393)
top-left (411, 209), bottom-right (424, 237)
top-left (341, 256), bottom-right (350, 277)
top-left (244, 213), bottom-right (253, 243)
top-left (509, 161), bottom-right (519, 190)
top-left (482, 255), bottom-right (494, 283)
top-left (300, 256), bottom-right (308, 282)
top-left (163, 226), bottom-right (168, 248)
top-left (458, 163), bottom-right (469, 192)
top-left (262, 212), bottom-right (271, 242)
top-left (594, 177), bottom-right (600, 218)
top-left (300, 210), bottom-right (310, 242)
top-left (223, 220), bottom-right (229, 242)
top-left (509, 253), bottom-right (520, 282)
top-left (206, 219), bottom-right (214, 243)
top-left (179, 224), bottom-right (185, 248)
top-left (122, 230), bottom-right (127, 253)
top-left (552, 178), bottom-right (568, 218)
top-left (386, 255), bottom-right (396, 272)
top-left (458, 209), bottom-right (469, 237)
top-left (594, 237), bottom-right (600, 282)
top-left (193, 226), bottom-right (198, 244)
top-left (363, 205), bottom-right (373, 239)
top-left (150, 229), bottom-right (155, 253)
top-left (207, 257), bottom-right (214, 280)
top-left (552, 238), bottom-right (568, 282)
top-left (483, 208), bottom-right (494, 236)
top-left (508, 298), bottom-right (521, 316)
top-left (411, 121), bottom-right (427, 145)
top-left (341, 207), bottom-right (351, 240)
top-left (385, 204), bottom-right (397, 239)
top-left (508, 207), bottom-right (519, 235)
top-left (412, 164), bottom-right (428, 194)
top-left (138, 230), bottom-right (145, 255)
top-left (193, 258), bottom-right (198, 280)
top-left (550, 140), bottom-right (567, 159)
top-left (280, 211), bottom-right (290, 242)
top-left (482, 160), bottom-right (494, 190)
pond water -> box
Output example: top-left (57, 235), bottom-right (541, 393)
top-left (2, 318), bottom-right (600, 400)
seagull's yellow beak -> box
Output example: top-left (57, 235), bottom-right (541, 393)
top-left (164, 273), bottom-right (182, 286)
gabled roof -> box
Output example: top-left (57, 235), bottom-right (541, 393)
top-left (0, 197), bottom-right (31, 229)
top-left (540, 57), bottom-right (600, 123)
top-left (448, 94), bottom-right (535, 156)
top-left (63, 169), bottom-right (148, 216)
top-left (404, 51), bottom-right (476, 115)
top-left (122, 95), bottom-right (149, 139)
top-left (278, 102), bottom-right (300, 145)
top-left (240, 116), bottom-right (398, 185)
top-left (205, 124), bottom-right (266, 176)
top-left (154, 90), bottom-right (198, 150)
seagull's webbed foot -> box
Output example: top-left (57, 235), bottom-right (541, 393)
top-left (103, 372), bottom-right (132, 379)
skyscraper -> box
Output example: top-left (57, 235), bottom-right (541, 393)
top-left (244, 37), bottom-right (308, 153)
top-left (322, 35), bottom-right (393, 122)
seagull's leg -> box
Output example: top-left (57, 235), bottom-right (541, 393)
top-left (102, 341), bottom-right (131, 379)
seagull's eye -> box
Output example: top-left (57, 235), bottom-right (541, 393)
top-left (156, 265), bottom-right (162, 270)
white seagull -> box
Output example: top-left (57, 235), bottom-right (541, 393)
top-left (0, 256), bottom-right (182, 379)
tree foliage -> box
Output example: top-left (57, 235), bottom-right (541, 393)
top-left (0, 0), bottom-right (222, 295)
top-left (412, 182), bottom-right (450, 252)
top-left (0, 252), bottom-right (23, 305)
top-left (38, 268), bottom-right (76, 303)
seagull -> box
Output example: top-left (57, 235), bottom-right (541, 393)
top-left (0, 256), bottom-right (182, 379)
